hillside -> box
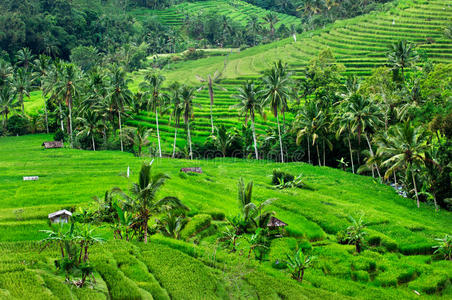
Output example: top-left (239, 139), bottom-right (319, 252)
top-left (0, 134), bottom-right (451, 299)
top-left (129, 0), bottom-right (300, 28)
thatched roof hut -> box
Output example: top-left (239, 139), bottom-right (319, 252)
top-left (267, 216), bottom-right (288, 229)
top-left (42, 141), bottom-right (63, 149)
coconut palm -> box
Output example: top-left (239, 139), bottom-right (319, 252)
top-left (261, 61), bottom-right (292, 163)
top-left (387, 40), bottom-right (419, 79)
top-left (43, 59), bottom-right (65, 131)
top-left (346, 214), bottom-right (367, 253)
top-left (76, 110), bottom-right (103, 151)
top-left (376, 122), bottom-right (430, 208)
top-left (114, 163), bottom-right (188, 244)
top-left (343, 94), bottom-right (383, 177)
top-left (16, 48), bottom-right (34, 71)
top-left (54, 63), bottom-right (82, 147)
top-left (33, 54), bottom-right (51, 133)
top-left (11, 68), bottom-right (33, 114)
top-left (140, 72), bottom-right (166, 158)
top-left (248, 15), bottom-right (262, 46)
top-left (286, 248), bottom-right (316, 283)
top-left (333, 102), bottom-right (356, 173)
top-left (123, 126), bottom-right (153, 157)
top-left (169, 82), bottom-right (183, 158)
top-left (0, 60), bottom-right (13, 87)
top-left (296, 101), bottom-right (329, 166)
top-left (0, 85), bottom-right (18, 128)
top-left (108, 64), bottom-right (132, 152)
top-left (196, 71), bottom-right (225, 134)
top-left (263, 12), bottom-right (279, 39)
top-left (180, 85), bottom-right (199, 160)
top-left (231, 81), bottom-right (265, 159)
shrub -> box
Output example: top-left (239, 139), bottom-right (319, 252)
top-left (351, 270), bottom-right (369, 282)
top-left (6, 115), bottom-right (29, 136)
top-left (180, 214), bottom-right (212, 240)
top-left (203, 209), bottom-right (225, 221)
top-left (53, 128), bottom-right (66, 142)
top-left (271, 169), bottom-right (294, 185)
top-left (408, 271), bottom-right (449, 294)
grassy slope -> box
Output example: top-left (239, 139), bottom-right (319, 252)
top-left (0, 135), bottom-right (451, 298)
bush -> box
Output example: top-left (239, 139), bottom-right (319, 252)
top-left (53, 129), bottom-right (66, 142)
top-left (271, 169), bottom-right (295, 185)
top-left (202, 209), bottom-right (225, 221)
top-left (6, 115), bottom-right (29, 136)
top-left (180, 214), bottom-right (212, 240)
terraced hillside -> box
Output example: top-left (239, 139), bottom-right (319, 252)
top-left (0, 135), bottom-right (451, 298)
top-left (129, 0), bottom-right (300, 28)
top-left (124, 0), bottom-right (451, 150)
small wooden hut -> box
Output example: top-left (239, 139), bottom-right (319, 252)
top-left (267, 216), bottom-right (288, 231)
top-left (48, 210), bottom-right (72, 223)
top-left (42, 141), bottom-right (63, 149)
top-left (180, 167), bottom-right (203, 174)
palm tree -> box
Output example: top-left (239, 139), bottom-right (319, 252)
top-left (12, 68), bottom-right (33, 114)
top-left (231, 81), bottom-right (265, 159)
top-left (196, 71), bottom-right (225, 134)
top-left (346, 214), bottom-right (367, 253)
top-left (387, 40), bottom-right (419, 79)
top-left (108, 64), bottom-right (132, 152)
top-left (261, 61), bottom-right (292, 163)
top-left (115, 163), bottom-right (188, 243)
top-left (43, 59), bottom-right (65, 132)
top-left (376, 122), bottom-right (430, 208)
top-left (286, 248), bottom-right (316, 283)
top-left (237, 178), bottom-right (276, 232)
top-left (123, 126), bottom-right (153, 157)
top-left (76, 224), bottom-right (104, 263)
top-left (54, 63), bottom-right (82, 147)
top-left (169, 82), bottom-right (183, 158)
top-left (248, 15), bottom-right (262, 46)
top-left (140, 71), bottom-right (166, 158)
top-left (16, 48), bottom-right (34, 71)
top-left (180, 85), bottom-right (198, 160)
top-left (296, 101), bottom-right (329, 166)
top-left (76, 110), bottom-right (103, 151)
top-left (0, 60), bottom-right (13, 87)
top-left (343, 94), bottom-right (383, 177)
top-left (263, 12), bottom-right (279, 39)
top-left (334, 102), bottom-right (356, 173)
top-left (0, 85), bottom-right (18, 128)
top-left (34, 55), bottom-right (51, 133)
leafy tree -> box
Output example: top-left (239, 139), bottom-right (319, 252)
top-left (123, 126), bottom-right (153, 157)
top-left (33, 54), bottom-right (51, 133)
top-left (261, 60), bottom-right (292, 163)
top-left (11, 67), bottom-right (33, 114)
top-left (0, 84), bottom-right (18, 128)
top-left (263, 12), bottom-right (279, 39)
top-left (286, 248), bottom-right (315, 283)
top-left (114, 163), bottom-right (188, 243)
top-left (247, 228), bottom-right (269, 260)
top-left (346, 214), bottom-right (367, 253)
top-left (231, 81), bottom-right (265, 159)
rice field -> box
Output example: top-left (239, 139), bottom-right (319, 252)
top-left (0, 134), bottom-right (451, 298)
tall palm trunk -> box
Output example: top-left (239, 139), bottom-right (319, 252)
top-left (187, 122), bottom-right (193, 160)
top-left (251, 118), bottom-right (258, 160)
top-left (155, 107), bottom-right (162, 158)
top-left (42, 94), bottom-right (49, 134)
top-left (316, 142), bottom-right (321, 166)
top-left (68, 101), bottom-right (73, 147)
top-left (307, 136), bottom-right (311, 165)
top-left (59, 103), bottom-right (64, 131)
top-left (322, 139), bottom-right (326, 166)
top-left (143, 216), bottom-right (149, 244)
top-left (172, 126), bottom-right (178, 158)
top-left (19, 93), bottom-right (24, 114)
top-left (118, 111), bottom-right (123, 152)
top-left (365, 134), bottom-right (382, 179)
top-left (276, 113), bottom-right (284, 163)
top-left (208, 77), bottom-right (214, 134)
top-left (411, 169), bottom-right (420, 208)
top-left (91, 135), bottom-right (96, 151)
top-left (348, 134), bottom-right (355, 173)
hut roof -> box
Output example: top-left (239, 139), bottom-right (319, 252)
top-left (42, 141), bottom-right (63, 149)
top-left (48, 209), bottom-right (72, 219)
top-left (267, 216), bottom-right (288, 228)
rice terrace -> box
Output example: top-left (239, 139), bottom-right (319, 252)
top-left (0, 0), bottom-right (451, 299)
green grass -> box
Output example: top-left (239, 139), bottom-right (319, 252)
top-left (0, 134), bottom-right (451, 298)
